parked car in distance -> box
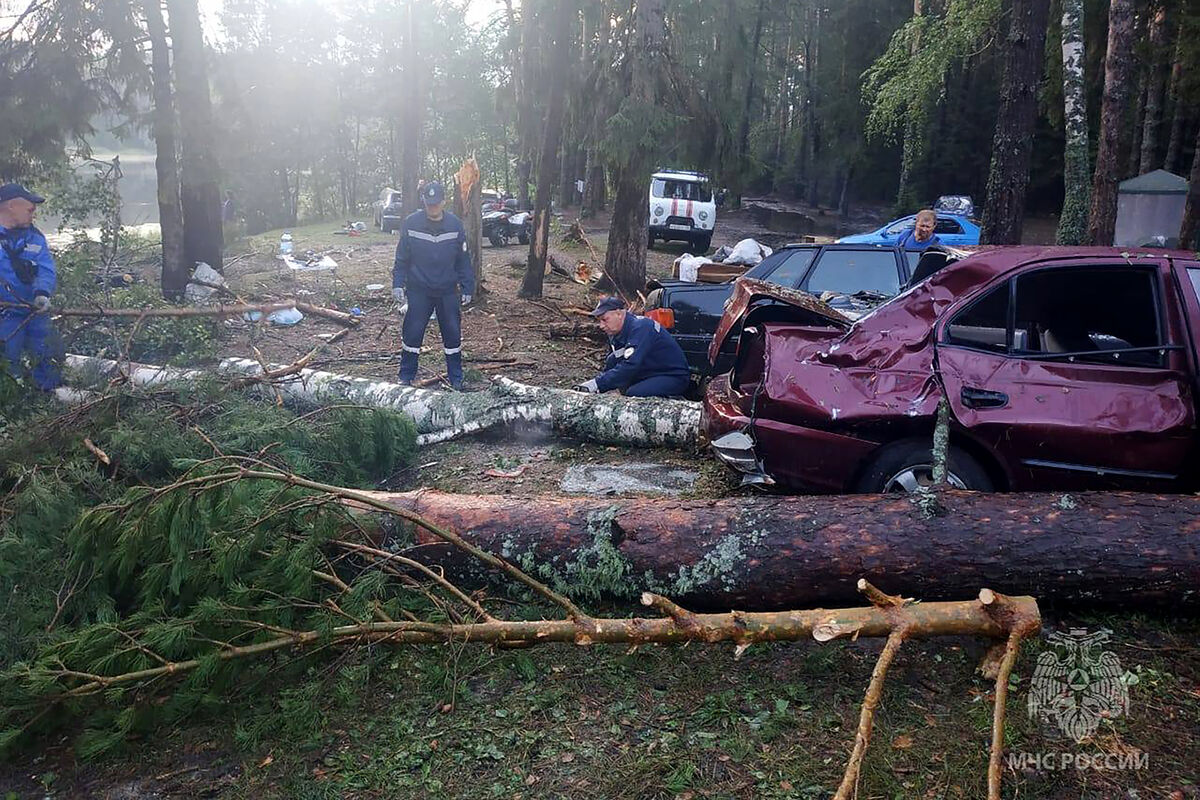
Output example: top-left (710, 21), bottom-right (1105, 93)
top-left (837, 212), bottom-right (981, 247)
top-left (704, 246), bottom-right (1200, 494)
top-left (645, 244), bottom-right (919, 375)
top-left (374, 188), bottom-right (404, 233)
top-left (648, 170), bottom-right (717, 253)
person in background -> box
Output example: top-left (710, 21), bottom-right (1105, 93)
top-left (222, 190), bottom-right (237, 223)
top-left (0, 183), bottom-right (60, 390)
top-left (392, 181), bottom-right (474, 390)
top-left (897, 209), bottom-right (942, 251)
top-left (576, 297), bottom-right (690, 398)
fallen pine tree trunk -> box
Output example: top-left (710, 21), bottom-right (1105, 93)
top-left (368, 489), bottom-right (1200, 609)
top-left (64, 354), bottom-right (700, 448)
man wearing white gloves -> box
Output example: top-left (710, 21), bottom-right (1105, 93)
top-left (392, 181), bottom-right (474, 390)
top-left (0, 183), bottom-right (61, 390)
top-left (576, 297), bottom-right (690, 397)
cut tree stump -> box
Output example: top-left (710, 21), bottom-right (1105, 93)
top-left (64, 354), bottom-right (700, 448)
top-left (366, 489), bottom-right (1200, 609)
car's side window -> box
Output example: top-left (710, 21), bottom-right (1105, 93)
top-left (756, 249), bottom-right (816, 287)
top-left (944, 281), bottom-right (1011, 353)
top-left (804, 250), bottom-right (901, 296)
top-left (1013, 266), bottom-right (1165, 367)
top-left (884, 218), bottom-right (913, 236)
top-left (934, 219), bottom-right (963, 235)
top-left (1188, 268), bottom-right (1200, 301)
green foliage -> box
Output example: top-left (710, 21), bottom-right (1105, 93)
top-left (0, 383), bottom-right (417, 756)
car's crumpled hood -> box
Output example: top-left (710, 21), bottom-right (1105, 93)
top-left (708, 278), bottom-right (851, 363)
top-left (732, 252), bottom-right (1006, 426)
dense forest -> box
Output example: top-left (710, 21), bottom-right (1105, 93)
top-left (4, 0), bottom-right (1200, 293)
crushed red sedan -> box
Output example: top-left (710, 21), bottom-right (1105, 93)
top-left (703, 246), bottom-right (1200, 493)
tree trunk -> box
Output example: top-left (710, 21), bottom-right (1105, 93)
top-left (166, 0), bottom-right (223, 273)
top-left (453, 158), bottom-right (484, 296)
top-left (1138, 2), bottom-right (1171, 175)
top-left (896, 0), bottom-right (926, 213)
top-left (514, 0), bottom-right (539, 210)
top-left (1179, 123), bottom-right (1200, 248)
top-left (1163, 33), bottom-right (1186, 173)
top-left (63, 355), bottom-right (701, 449)
top-left (602, 0), bottom-right (666, 298)
top-left (519, 0), bottom-right (573, 299)
top-left (142, 0), bottom-right (187, 299)
top-left (980, 0), bottom-right (1051, 245)
top-left (1087, 0), bottom-right (1137, 246)
top-left (1056, 0), bottom-right (1090, 245)
top-left (399, 0), bottom-right (422, 214)
top-left (371, 489), bottom-right (1200, 610)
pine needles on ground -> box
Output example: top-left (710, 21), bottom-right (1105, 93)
top-left (0, 379), bottom-right (418, 756)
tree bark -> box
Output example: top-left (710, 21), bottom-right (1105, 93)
top-left (1179, 123), bottom-right (1200, 248)
top-left (63, 355), bottom-right (701, 449)
top-left (513, 0), bottom-right (539, 210)
top-left (980, 0), bottom-right (1051, 245)
top-left (520, 0), bottom-right (573, 299)
top-left (453, 157), bottom-right (483, 295)
top-left (895, 0), bottom-right (927, 213)
top-left (1138, 1), bottom-right (1171, 175)
top-left (166, 0), bottom-right (223, 273)
top-left (1087, 0), bottom-right (1137, 246)
top-left (602, 0), bottom-right (666, 298)
top-left (1163, 33), bottom-right (1186, 173)
top-left (1056, 0), bottom-right (1090, 245)
top-left (142, 0), bottom-right (187, 299)
top-left (399, 0), bottom-right (422, 214)
top-left (370, 489), bottom-right (1200, 610)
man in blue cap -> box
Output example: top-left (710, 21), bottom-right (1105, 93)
top-left (0, 183), bottom-right (60, 390)
top-left (576, 297), bottom-right (690, 397)
top-left (392, 181), bottom-right (475, 389)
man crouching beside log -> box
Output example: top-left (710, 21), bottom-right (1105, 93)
top-left (576, 296), bottom-right (690, 398)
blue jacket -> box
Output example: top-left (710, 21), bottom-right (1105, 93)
top-left (393, 210), bottom-right (474, 295)
top-left (897, 229), bottom-right (942, 251)
top-left (0, 225), bottom-right (56, 307)
top-left (596, 313), bottom-right (690, 393)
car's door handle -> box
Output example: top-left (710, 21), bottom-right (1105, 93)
top-left (960, 387), bottom-right (1008, 409)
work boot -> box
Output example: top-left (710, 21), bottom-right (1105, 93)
top-left (398, 347), bottom-right (419, 385)
top-left (445, 350), bottom-right (464, 390)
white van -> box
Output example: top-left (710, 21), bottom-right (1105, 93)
top-left (648, 170), bottom-right (716, 253)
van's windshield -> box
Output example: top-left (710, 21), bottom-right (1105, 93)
top-left (651, 178), bottom-right (712, 202)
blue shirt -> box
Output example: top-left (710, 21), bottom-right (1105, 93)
top-left (393, 210), bottom-right (474, 295)
top-left (595, 313), bottom-right (690, 393)
top-left (0, 225), bottom-right (56, 306)
top-left (896, 229), bottom-right (942, 251)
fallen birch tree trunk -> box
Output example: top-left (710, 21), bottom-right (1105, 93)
top-left (368, 488), bottom-right (1200, 609)
top-left (64, 354), bottom-right (700, 448)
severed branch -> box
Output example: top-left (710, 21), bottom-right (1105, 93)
top-left (10, 300), bottom-right (361, 328)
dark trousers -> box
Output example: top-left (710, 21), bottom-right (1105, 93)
top-left (399, 289), bottom-right (463, 387)
top-left (1, 311), bottom-right (61, 390)
top-left (624, 373), bottom-right (689, 398)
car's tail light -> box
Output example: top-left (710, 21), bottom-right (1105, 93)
top-left (645, 307), bottom-right (675, 328)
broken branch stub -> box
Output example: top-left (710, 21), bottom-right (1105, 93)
top-left (64, 355), bottom-right (701, 448)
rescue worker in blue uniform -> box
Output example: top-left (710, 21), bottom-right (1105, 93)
top-left (392, 182), bottom-right (475, 389)
top-left (576, 297), bottom-right (690, 398)
top-left (0, 183), bottom-right (60, 390)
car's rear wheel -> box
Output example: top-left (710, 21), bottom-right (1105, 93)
top-left (517, 227), bottom-right (530, 245)
top-left (853, 439), bottom-right (993, 494)
top-left (695, 233), bottom-right (712, 253)
top-left (488, 233), bottom-right (505, 247)
top-left (647, 233), bottom-right (655, 249)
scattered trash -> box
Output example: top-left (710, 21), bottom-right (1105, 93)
top-left (279, 253), bottom-right (337, 271)
top-left (721, 238), bottom-right (774, 266)
top-left (244, 306), bottom-right (304, 326)
top-left (184, 262), bottom-right (228, 305)
top-left (279, 232), bottom-right (294, 255)
top-left (333, 221), bottom-right (368, 235)
top-left (560, 463), bottom-right (698, 496)
top-left (675, 254), bottom-right (708, 283)
top-left (483, 465), bottom-right (528, 479)
top-left (365, 283), bottom-right (386, 293)
top-left (350, 307), bottom-right (363, 316)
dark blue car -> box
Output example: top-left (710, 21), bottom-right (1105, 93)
top-left (645, 243), bottom-right (921, 375)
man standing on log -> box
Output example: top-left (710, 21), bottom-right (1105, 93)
top-left (0, 183), bottom-right (61, 391)
top-left (576, 297), bottom-right (690, 397)
top-left (393, 181), bottom-right (475, 390)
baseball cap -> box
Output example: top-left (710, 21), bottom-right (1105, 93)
top-left (590, 296), bottom-right (627, 316)
top-left (0, 183), bottom-right (45, 204)
top-left (421, 181), bottom-right (445, 205)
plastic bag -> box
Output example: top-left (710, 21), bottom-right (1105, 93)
top-left (676, 254), bottom-right (708, 283)
top-left (184, 262), bottom-right (227, 305)
top-left (723, 239), bottom-right (773, 266)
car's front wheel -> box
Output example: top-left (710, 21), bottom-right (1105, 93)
top-left (853, 439), bottom-right (993, 493)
